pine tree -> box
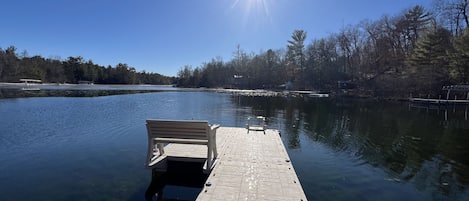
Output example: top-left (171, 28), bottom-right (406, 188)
top-left (408, 27), bottom-right (453, 92)
top-left (450, 28), bottom-right (469, 83)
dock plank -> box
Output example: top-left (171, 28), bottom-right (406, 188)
top-left (196, 127), bottom-right (307, 201)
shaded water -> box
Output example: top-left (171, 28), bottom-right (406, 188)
top-left (0, 92), bottom-right (468, 200)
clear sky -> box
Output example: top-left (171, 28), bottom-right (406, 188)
top-left (1, 0), bottom-right (432, 76)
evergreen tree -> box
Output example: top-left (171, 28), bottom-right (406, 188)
top-left (450, 28), bottom-right (469, 83)
top-left (408, 27), bottom-right (453, 93)
top-left (287, 30), bottom-right (307, 84)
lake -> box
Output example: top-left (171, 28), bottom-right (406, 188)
top-left (1, 90), bottom-right (468, 201)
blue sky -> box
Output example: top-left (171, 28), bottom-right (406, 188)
top-left (1, 0), bottom-right (432, 76)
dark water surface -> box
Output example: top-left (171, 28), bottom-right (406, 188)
top-left (1, 92), bottom-right (468, 201)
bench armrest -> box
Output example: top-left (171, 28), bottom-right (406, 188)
top-left (211, 124), bottom-right (220, 130)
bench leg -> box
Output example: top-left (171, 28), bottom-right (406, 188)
top-left (212, 136), bottom-right (218, 159)
top-left (147, 138), bottom-right (164, 166)
top-left (146, 137), bottom-right (153, 166)
top-left (157, 143), bottom-right (165, 155)
top-left (208, 142), bottom-right (213, 169)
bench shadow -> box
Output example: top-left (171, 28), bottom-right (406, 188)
top-left (145, 161), bottom-right (209, 201)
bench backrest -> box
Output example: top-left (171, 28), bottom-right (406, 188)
top-left (146, 119), bottom-right (210, 140)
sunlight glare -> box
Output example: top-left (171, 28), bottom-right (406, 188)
top-left (229, 0), bottom-right (273, 26)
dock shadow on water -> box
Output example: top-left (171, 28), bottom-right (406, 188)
top-left (145, 161), bottom-right (208, 201)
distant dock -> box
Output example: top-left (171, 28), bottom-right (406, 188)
top-left (409, 98), bottom-right (469, 105)
top-left (150, 127), bottom-right (308, 201)
top-left (409, 85), bottom-right (469, 108)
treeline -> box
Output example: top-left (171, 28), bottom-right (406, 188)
top-left (0, 47), bottom-right (174, 85)
top-left (177, 0), bottom-right (469, 97)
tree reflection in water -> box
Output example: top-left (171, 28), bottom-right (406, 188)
top-left (231, 95), bottom-right (469, 200)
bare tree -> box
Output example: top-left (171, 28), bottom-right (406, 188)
top-left (433, 0), bottom-right (469, 35)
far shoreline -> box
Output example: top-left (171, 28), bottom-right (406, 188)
top-left (0, 82), bottom-right (404, 101)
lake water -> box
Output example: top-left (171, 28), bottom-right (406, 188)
top-left (1, 91), bottom-right (468, 201)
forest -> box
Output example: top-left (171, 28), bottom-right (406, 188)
top-left (0, 48), bottom-right (173, 85)
top-left (1, 1), bottom-right (468, 98)
top-left (176, 0), bottom-right (469, 98)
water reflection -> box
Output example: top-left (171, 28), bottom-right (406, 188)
top-left (0, 88), bottom-right (159, 98)
top-left (0, 85), bottom-right (179, 98)
top-left (145, 161), bottom-right (208, 201)
top-left (231, 95), bottom-right (469, 200)
top-left (409, 102), bottom-right (469, 122)
top-left (1, 92), bottom-right (468, 201)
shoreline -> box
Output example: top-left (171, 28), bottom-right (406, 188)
top-left (0, 82), bottom-right (174, 87)
top-left (0, 82), bottom-right (415, 101)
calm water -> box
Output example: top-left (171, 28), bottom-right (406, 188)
top-left (1, 91), bottom-right (468, 201)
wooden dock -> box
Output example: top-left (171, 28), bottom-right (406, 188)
top-left (409, 98), bottom-right (469, 105)
top-left (151, 127), bottom-right (307, 201)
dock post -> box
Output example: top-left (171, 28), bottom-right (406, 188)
top-left (465, 107), bottom-right (468, 120)
top-left (427, 94), bottom-right (430, 112)
top-left (466, 92), bottom-right (469, 120)
top-left (454, 95), bottom-right (457, 113)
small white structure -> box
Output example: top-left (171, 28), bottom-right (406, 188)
top-left (247, 116), bottom-right (266, 133)
top-left (20, 79), bottom-right (42, 90)
top-left (308, 93), bottom-right (329, 98)
top-left (145, 119), bottom-right (220, 173)
top-left (20, 78), bottom-right (42, 83)
top-left (20, 79), bottom-right (41, 85)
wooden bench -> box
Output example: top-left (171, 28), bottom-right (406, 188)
top-left (145, 119), bottom-right (220, 172)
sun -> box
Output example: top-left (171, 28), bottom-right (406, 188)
top-left (229, 0), bottom-right (272, 25)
